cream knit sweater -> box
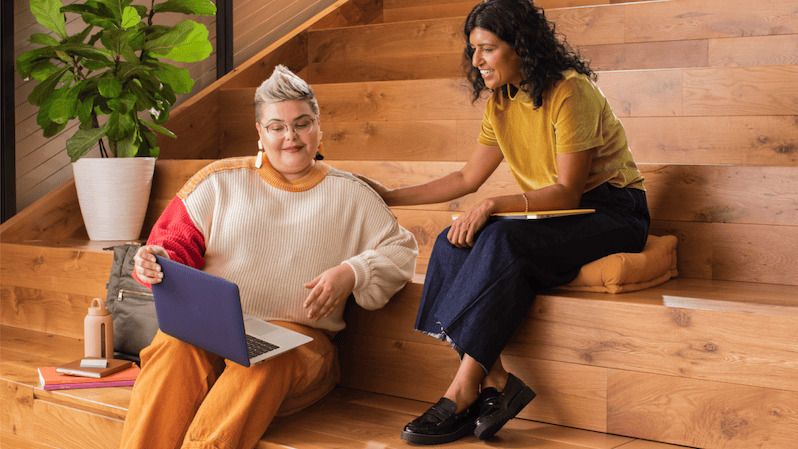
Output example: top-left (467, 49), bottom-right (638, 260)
top-left (149, 157), bottom-right (418, 333)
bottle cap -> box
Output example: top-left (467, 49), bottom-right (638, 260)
top-left (87, 297), bottom-right (110, 316)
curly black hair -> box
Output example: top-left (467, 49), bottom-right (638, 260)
top-left (463, 0), bottom-right (596, 107)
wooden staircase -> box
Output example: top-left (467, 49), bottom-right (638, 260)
top-left (3, 0), bottom-right (798, 448)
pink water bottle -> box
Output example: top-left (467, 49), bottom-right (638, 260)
top-left (84, 298), bottom-right (114, 358)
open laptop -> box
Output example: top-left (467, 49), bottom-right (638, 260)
top-left (151, 255), bottom-right (313, 367)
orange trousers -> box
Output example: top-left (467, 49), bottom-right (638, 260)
top-left (120, 322), bottom-right (338, 449)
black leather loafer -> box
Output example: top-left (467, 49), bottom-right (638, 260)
top-left (474, 373), bottom-right (536, 440)
top-left (401, 397), bottom-right (479, 445)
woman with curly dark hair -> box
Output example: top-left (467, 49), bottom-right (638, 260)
top-left (358, 0), bottom-right (650, 444)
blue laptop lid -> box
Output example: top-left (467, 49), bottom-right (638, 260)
top-left (151, 255), bottom-right (251, 366)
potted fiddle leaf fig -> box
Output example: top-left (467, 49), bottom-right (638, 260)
top-left (16, 0), bottom-right (216, 240)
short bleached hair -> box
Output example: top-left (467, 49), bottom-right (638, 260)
top-left (254, 65), bottom-right (319, 122)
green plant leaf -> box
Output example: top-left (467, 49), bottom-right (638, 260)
top-left (154, 63), bottom-right (193, 94)
top-left (96, 0), bottom-right (124, 18)
top-left (78, 95), bottom-right (96, 123)
top-left (66, 123), bottom-right (109, 162)
top-left (30, 33), bottom-right (61, 47)
top-left (99, 28), bottom-right (122, 55)
top-left (144, 20), bottom-right (212, 63)
top-left (107, 92), bottom-right (136, 114)
top-left (137, 124), bottom-right (160, 158)
top-left (66, 23), bottom-right (94, 45)
top-left (131, 4), bottom-right (147, 17)
top-left (48, 85), bottom-right (80, 124)
top-left (61, 3), bottom-right (109, 18)
top-left (121, 6), bottom-right (140, 28)
top-left (140, 118), bottom-right (176, 138)
top-left (26, 60), bottom-right (60, 82)
top-left (28, 66), bottom-right (70, 106)
top-left (69, 1), bottom-right (117, 28)
top-left (31, 0), bottom-right (68, 40)
top-left (16, 47), bottom-right (54, 80)
top-left (82, 58), bottom-right (108, 71)
top-left (153, 0), bottom-right (216, 16)
top-left (106, 110), bottom-right (136, 142)
top-left (117, 61), bottom-right (152, 80)
top-left (97, 77), bottom-right (123, 98)
top-left (127, 78), bottom-right (158, 111)
top-left (114, 120), bottom-right (140, 157)
top-left (55, 42), bottom-right (114, 63)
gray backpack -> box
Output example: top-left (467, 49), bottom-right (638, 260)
top-left (104, 243), bottom-right (159, 362)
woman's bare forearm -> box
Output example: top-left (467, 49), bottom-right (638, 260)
top-left (382, 171), bottom-right (477, 206)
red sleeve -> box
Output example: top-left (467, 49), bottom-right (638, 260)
top-left (147, 196), bottom-right (206, 269)
top-left (134, 196), bottom-right (207, 287)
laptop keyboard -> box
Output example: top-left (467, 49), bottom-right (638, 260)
top-left (246, 334), bottom-right (280, 359)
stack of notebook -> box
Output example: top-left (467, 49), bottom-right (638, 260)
top-left (38, 358), bottom-right (140, 390)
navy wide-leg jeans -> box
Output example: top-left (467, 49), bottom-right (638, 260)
top-left (414, 183), bottom-right (650, 372)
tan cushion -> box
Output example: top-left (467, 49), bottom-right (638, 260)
top-left (560, 234), bottom-right (678, 294)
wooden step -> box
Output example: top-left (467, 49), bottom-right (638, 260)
top-left (336, 276), bottom-right (798, 448)
top-left (2, 328), bottom-right (693, 449)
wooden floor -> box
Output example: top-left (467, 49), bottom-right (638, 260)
top-left (264, 389), bottom-right (698, 449)
top-left (1, 325), bottom-right (695, 449)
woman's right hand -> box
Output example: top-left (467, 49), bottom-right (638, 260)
top-left (447, 199), bottom-right (494, 248)
top-left (133, 245), bottom-right (169, 284)
top-left (354, 173), bottom-right (393, 202)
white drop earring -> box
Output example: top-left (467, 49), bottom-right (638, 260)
top-left (256, 140), bottom-right (263, 168)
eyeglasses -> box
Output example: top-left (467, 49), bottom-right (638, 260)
top-left (260, 117), bottom-right (316, 139)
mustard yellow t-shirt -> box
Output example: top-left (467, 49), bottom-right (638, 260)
top-left (477, 70), bottom-right (644, 193)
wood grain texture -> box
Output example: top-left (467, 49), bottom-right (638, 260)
top-left (643, 165), bottom-right (798, 226)
top-left (336, 333), bottom-right (610, 432)
top-left (0, 180), bottom-right (86, 243)
top-left (710, 222), bottom-right (798, 285)
top-left (314, 78), bottom-right (482, 122)
top-left (513, 292), bottom-right (798, 392)
top-left (607, 370), bottom-right (798, 449)
top-left (382, 0), bottom-right (617, 24)
top-left (580, 39), bottom-right (708, 71)
top-left (624, 0), bottom-right (798, 42)
top-left (0, 432), bottom-right (58, 449)
top-left (157, 89), bottom-right (222, 160)
top-left (682, 65), bottom-right (798, 116)
top-left (0, 243), bottom-right (112, 299)
top-left (0, 380), bottom-right (35, 440)
top-left (308, 53), bottom-right (464, 84)
top-left (34, 400), bottom-right (124, 449)
top-left (322, 120), bottom-right (461, 161)
top-left (599, 69), bottom-right (683, 117)
top-left (309, 0), bottom-right (384, 30)
top-left (309, 19), bottom-right (464, 63)
top-left (0, 286), bottom-right (95, 338)
top-left (650, 220), bottom-right (798, 285)
top-left (623, 116), bottom-right (798, 165)
top-left (708, 34), bottom-right (798, 68)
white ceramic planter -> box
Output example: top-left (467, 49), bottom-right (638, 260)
top-left (72, 157), bottom-right (156, 241)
